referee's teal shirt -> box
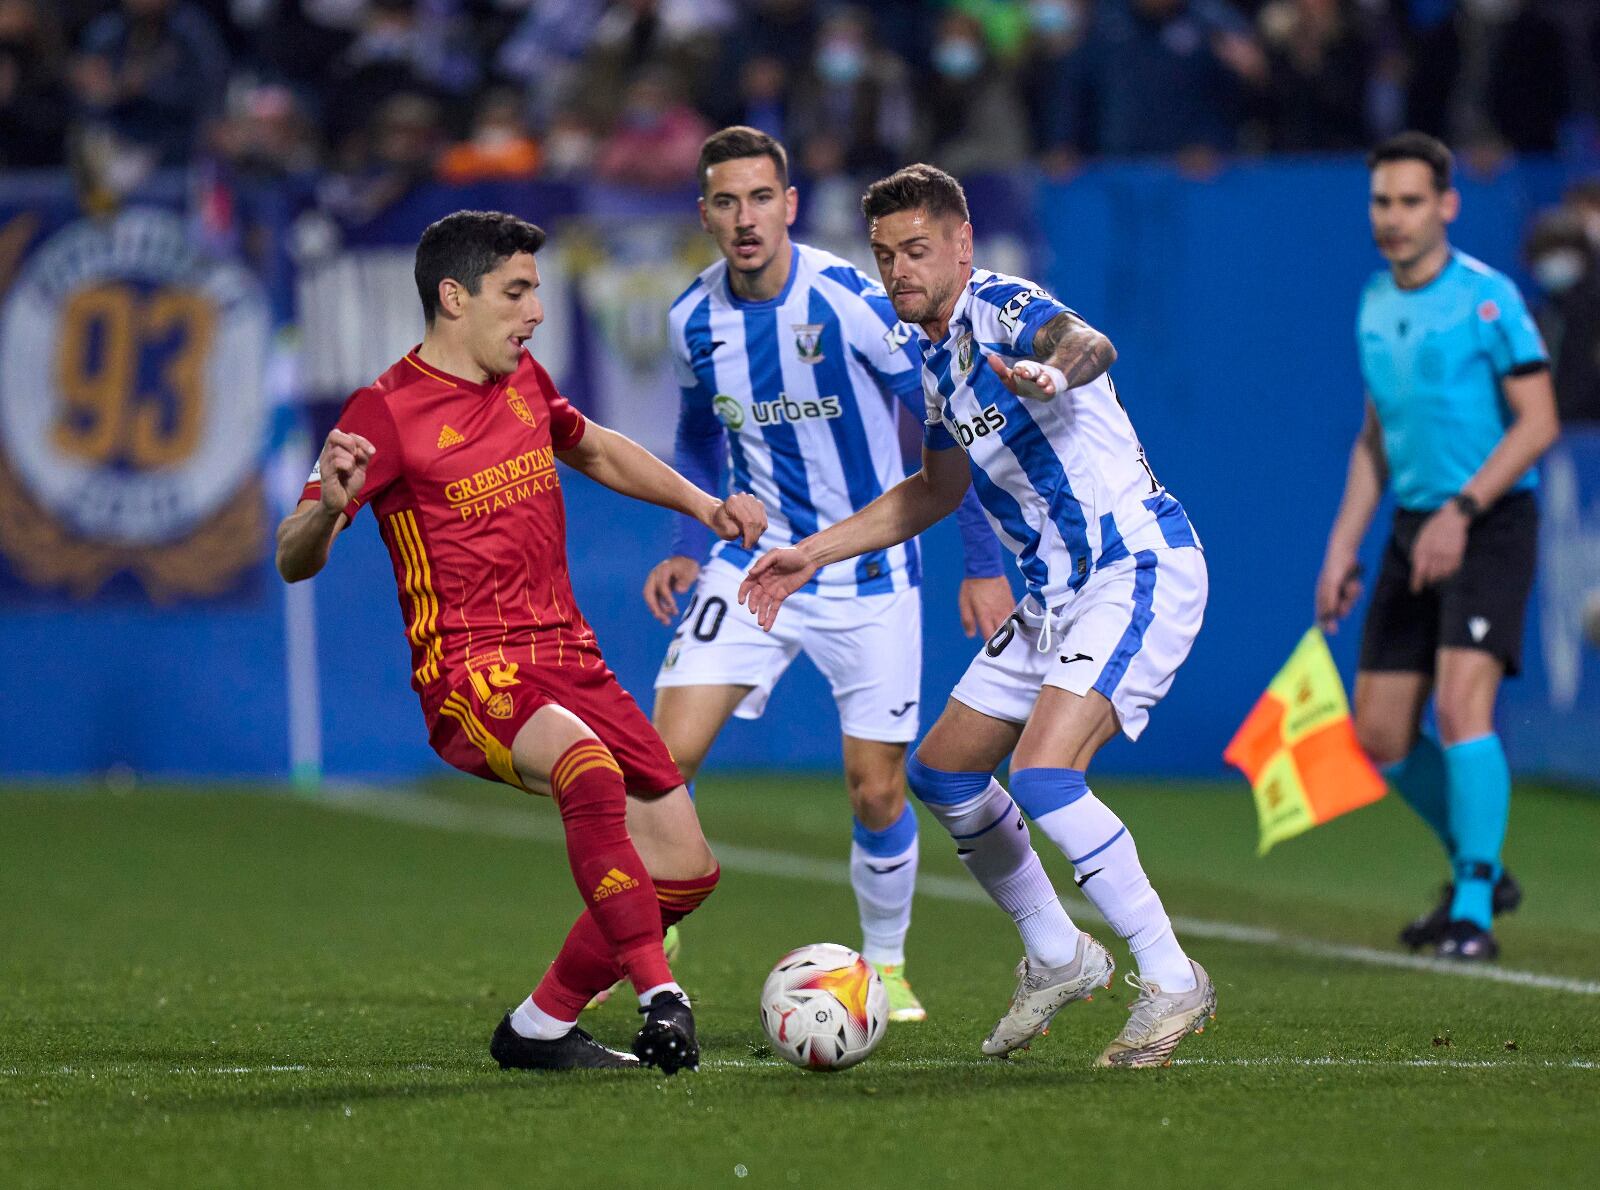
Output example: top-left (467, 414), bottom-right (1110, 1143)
top-left (1357, 250), bottom-right (1549, 513)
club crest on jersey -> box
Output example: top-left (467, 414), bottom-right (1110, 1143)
top-left (955, 334), bottom-right (975, 375)
top-left (793, 323), bottom-right (825, 365)
top-left (504, 384), bottom-right (537, 428)
top-left (713, 394), bottom-right (746, 430)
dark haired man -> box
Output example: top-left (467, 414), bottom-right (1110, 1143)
top-left (742, 164), bottom-right (1215, 1068)
top-left (640, 128), bottom-right (1014, 1024)
top-left (1316, 133), bottom-right (1560, 961)
top-left (275, 210), bottom-right (766, 1073)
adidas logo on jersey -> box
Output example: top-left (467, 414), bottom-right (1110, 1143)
top-left (593, 867), bottom-right (640, 902)
top-left (437, 424), bottom-right (466, 449)
top-left (751, 393), bottom-right (842, 427)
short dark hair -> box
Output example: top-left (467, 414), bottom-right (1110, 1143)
top-left (861, 163), bottom-right (970, 225)
top-left (414, 210), bottom-right (546, 323)
top-left (697, 126), bottom-right (788, 193)
top-left (1367, 132), bottom-right (1454, 193)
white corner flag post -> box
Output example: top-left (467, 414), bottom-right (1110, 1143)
top-left (267, 334), bottom-right (323, 795)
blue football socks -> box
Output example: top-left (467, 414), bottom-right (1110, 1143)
top-left (1382, 735), bottom-right (1453, 861)
top-left (1443, 734), bottom-right (1510, 929)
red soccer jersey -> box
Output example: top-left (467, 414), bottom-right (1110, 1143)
top-left (303, 349), bottom-right (605, 708)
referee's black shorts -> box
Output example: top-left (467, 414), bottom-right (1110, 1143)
top-left (1358, 491), bottom-right (1538, 677)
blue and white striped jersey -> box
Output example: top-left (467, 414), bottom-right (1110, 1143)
top-left (921, 269), bottom-right (1198, 608)
top-left (670, 243), bottom-right (1001, 596)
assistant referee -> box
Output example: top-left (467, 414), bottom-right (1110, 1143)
top-left (1316, 132), bottom-right (1560, 962)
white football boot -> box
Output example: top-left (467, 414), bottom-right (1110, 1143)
top-left (981, 931), bottom-right (1114, 1057)
top-left (1095, 960), bottom-right (1216, 1068)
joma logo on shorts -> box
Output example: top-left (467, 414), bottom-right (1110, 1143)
top-left (751, 394), bottom-right (842, 426)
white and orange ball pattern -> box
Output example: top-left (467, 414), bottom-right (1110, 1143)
top-left (759, 943), bottom-right (889, 1071)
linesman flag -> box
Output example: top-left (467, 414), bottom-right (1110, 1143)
top-left (1224, 628), bottom-right (1386, 854)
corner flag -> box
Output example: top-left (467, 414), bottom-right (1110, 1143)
top-left (1224, 628), bottom-right (1386, 854)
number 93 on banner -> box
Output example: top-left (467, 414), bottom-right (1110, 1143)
top-left (0, 208), bottom-right (270, 597)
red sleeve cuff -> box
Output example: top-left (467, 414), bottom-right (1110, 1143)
top-left (554, 413), bottom-right (587, 453)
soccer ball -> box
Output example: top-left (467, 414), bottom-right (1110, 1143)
top-left (759, 943), bottom-right (888, 1071)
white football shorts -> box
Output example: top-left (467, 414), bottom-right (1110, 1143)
top-left (951, 547), bottom-right (1206, 741)
top-left (654, 557), bottom-right (923, 743)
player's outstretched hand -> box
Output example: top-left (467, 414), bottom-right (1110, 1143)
top-left (987, 353), bottom-right (1066, 402)
top-left (1409, 505), bottom-right (1468, 593)
top-left (959, 575), bottom-right (1014, 638)
top-left (1314, 549), bottom-right (1363, 633)
top-left (318, 429), bottom-right (377, 516)
top-left (644, 556), bottom-right (700, 626)
top-left (739, 548), bottom-right (817, 632)
top-left (708, 492), bottom-right (766, 549)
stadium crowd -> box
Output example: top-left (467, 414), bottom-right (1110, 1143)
top-left (1, 0), bottom-right (1597, 418)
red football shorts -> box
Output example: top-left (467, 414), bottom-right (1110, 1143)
top-left (424, 652), bottom-right (683, 795)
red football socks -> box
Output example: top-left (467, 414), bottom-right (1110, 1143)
top-left (546, 740), bottom-right (669, 1000)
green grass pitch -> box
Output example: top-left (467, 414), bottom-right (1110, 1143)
top-left (3, 774), bottom-right (1597, 1189)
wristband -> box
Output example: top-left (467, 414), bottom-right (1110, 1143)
top-left (1450, 493), bottom-right (1481, 520)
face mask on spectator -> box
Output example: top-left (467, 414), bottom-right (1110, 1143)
top-left (1029, 0), bottom-right (1082, 38)
top-left (816, 39), bottom-right (865, 85)
top-left (933, 37), bottom-right (983, 80)
top-left (1533, 250), bottom-right (1586, 294)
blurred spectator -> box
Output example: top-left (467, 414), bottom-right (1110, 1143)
top-left (948, 0), bottom-right (1032, 60)
top-left (917, 9), bottom-right (1031, 174)
top-left (437, 86), bottom-right (543, 184)
top-left (495, 0), bottom-right (607, 128)
top-left (0, 0), bottom-right (69, 168)
top-left (1063, 0), bottom-right (1269, 159)
top-left (320, 89), bottom-right (444, 221)
top-left (1567, 180), bottom-right (1600, 250)
top-left (787, 7), bottom-right (913, 177)
top-left (1476, 0), bottom-right (1569, 155)
top-left (71, 0), bottom-right (231, 167)
top-left (1256, 0), bottom-right (1378, 151)
top-left (730, 54), bottom-right (788, 142)
top-left (324, 0), bottom-right (477, 152)
top-left (234, 0), bottom-right (363, 93)
top-left (542, 106), bottom-right (600, 179)
top-left (593, 69), bottom-right (711, 189)
top-left (1403, 0), bottom-right (1570, 155)
top-left (1526, 208), bottom-right (1600, 422)
top-left (1020, 0), bottom-right (1093, 172)
top-left (740, 0), bottom-right (817, 75)
top-left (580, 0), bottom-right (735, 127)
top-left (211, 81), bottom-right (320, 182)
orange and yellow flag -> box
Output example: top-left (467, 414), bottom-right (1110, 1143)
top-left (1224, 628), bottom-right (1386, 854)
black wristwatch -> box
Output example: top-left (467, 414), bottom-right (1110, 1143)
top-left (1450, 493), bottom-right (1482, 520)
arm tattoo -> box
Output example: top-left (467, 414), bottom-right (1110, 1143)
top-left (1032, 312), bottom-right (1117, 388)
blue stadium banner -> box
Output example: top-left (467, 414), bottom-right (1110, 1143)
top-left (0, 183), bottom-right (271, 603)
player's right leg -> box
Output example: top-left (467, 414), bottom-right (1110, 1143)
top-left (1354, 523), bottom-right (1473, 948)
top-left (909, 698), bottom-right (1105, 1055)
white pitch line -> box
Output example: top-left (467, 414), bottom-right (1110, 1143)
top-left (313, 786), bottom-right (1600, 997)
top-left (1, 1057), bottom-right (1591, 1079)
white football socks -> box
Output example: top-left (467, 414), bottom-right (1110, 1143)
top-left (920, 778), bottom-right (1080, 969)
top-left (849, 830), bottom-right (918, 968)
top-left (1014, 770), bottom-right (1195, 992)
top-left (511, 995), bottom-right (573, 1040)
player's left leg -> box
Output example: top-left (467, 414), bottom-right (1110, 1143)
top-left (1426, 490), bottom-right (1538, 960)
top-left (1007, 548), bottom-right (1213, 1068)
top-left (802, 583), bottom-right (927, 1018)
top-left (840, 735), bottom-right (924, 1021)
top-left (1432, 646), bottom-right (1511, 959)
